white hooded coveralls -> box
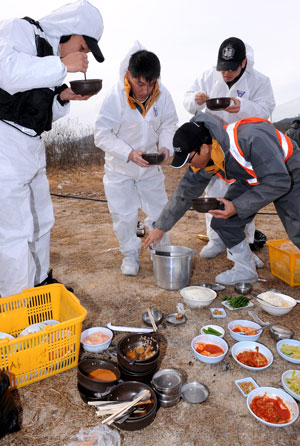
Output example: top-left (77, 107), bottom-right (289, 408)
top-left (0, 0), bottom-right (104, 297)
top-left (183, 44), bottom-right (276, 244)
top-left (94, 42), bottom-right (178, 256)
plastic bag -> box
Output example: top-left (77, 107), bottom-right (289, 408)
top-left (66, 425), bottom-right (121, 446)
top-left (0, 370), bottom-right (20, 439)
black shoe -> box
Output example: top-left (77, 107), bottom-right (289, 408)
top-left (249, 230), bottom-right (267, 251)
top-left (35, 269), bottom-right (74, 293)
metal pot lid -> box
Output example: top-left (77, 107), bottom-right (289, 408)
top-left (181, 381), bottom-right (209, 403)
top-left (165, 313), bottom-right (187, 325)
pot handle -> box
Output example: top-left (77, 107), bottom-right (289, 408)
top-left (107, 323), bottom-right (153, 333)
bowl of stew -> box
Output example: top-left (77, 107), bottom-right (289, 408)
top-left (191, 334), bottom-right (228, 364)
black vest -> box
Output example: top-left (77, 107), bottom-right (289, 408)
top-left (0, 17), bottom-right (60, 135)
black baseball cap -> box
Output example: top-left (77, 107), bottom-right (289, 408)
top-left (83, 35), bottom-right (104, 63)
top-left (216, 37), bottom-right (246, 71)
top-left (171, 122), bottom-right (212, 168)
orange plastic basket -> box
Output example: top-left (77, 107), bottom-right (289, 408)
top-left (266, 239), bottom-right (300, 287)
top-left (0, 284), bottom-right (87, 389)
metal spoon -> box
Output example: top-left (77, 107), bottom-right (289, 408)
top-left (239, 324), bottom-right (274, 337)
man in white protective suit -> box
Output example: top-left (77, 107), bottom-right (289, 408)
top-left (183, 37), bottom-right (275, 267)
top-left (94, 41), bottom-right (178, 276)
top-left (0, 0), bottom-right (104, 297)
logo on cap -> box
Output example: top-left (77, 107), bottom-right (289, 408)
top-left (174, 146), bottom-right (182, 153)
top-left (222, 45), bottom-right (235, 60)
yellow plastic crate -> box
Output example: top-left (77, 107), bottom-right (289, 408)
top-left (266, 239), bottom-right (300, 287)
top-left (0, 284), bottom-right (87, 389)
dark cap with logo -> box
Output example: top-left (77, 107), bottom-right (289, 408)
top-left (171, 122), bottom-right (212, 168)
top-left (83, 35), bottom-right (104, 63)
top-left (216, 37), bottom-right (246, 71)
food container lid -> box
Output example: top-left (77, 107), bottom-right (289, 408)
top-left (180, 381), bottom-right (209, 403)
top-left (165, 313), bottom-right (186, 325)
top-left (152, 368), bottom-right (183, 391)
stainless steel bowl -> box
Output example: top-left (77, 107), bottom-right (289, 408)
top-left (158, 394), bottom-right (181, 408)
top-left (181, 381), bottom-right (209, 403)
top-left (151, 368), bottom-right (183, 395)
top-left (142, 309), bottom-right (163, 327)
top-left (269, 324), bottom-right (294, 341)
top-left (234, 282), bottom-right (253, 294)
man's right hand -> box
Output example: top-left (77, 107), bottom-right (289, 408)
top-left (128, 150), bottom-right (150, 167)
top-left (61, 52), bottom-right (89, 73)
top-left (144, 228), bottom-right (165, 250)
top-left (195, 92), bottom-right (209, 105)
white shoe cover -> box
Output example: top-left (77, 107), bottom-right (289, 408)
top-left (200, 240), bottom-right (225, 259)
top-left (215, 240), bottom-right (258, 285)
top-left (121, 256), bottom-right (139, 276)
top-left (252, 253), bottom-right (264, 269)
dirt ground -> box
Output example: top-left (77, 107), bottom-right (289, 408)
top-left (2, 163), bottom-right (300, 446)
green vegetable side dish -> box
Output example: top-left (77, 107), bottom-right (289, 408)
top-left (285, 371), bottom-right (300, 395)
top-left (203, 327), bottom-right (222, 336)
top-left (222, 295), bottom-right (250, 308)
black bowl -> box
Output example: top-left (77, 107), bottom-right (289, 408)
top-left (118, 362), bottom-right (159, 384)
top-left (108, 381), bottom-right (157, 431)
top-left (77, 382), bottom-right (112, 403)
top-left (70, 79), bottom-right (102, 96)
top-left (117, 350), bottom-right (160, 374)
top-left (191, 197), bottom-right (223, 213)
top-left (77, 358), bottom-right (120, 393)
top-left (141, 153), bottom-right (165, 165)
top-left (206, 97), bottom-right (231, 110)
top-left (117, 333), bottom-right (160, 373)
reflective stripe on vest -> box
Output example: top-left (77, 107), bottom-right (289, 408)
top-left (225, 117), bottom-right (293, 185)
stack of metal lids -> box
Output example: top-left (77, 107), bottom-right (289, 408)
top-left (151, 368), bottom-right (183, 408)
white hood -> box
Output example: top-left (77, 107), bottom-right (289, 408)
top-left (119, 40), bottom-right (146, 82)
top-left (39, 0), bottom-right (103, 52)
top-left (245, 43), bottom-right (254, 70)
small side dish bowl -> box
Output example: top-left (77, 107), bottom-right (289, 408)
top-left (142, 309), bottom-right (163, 327)
top-left (281, 370), bottom-right (300, 402)
top-left (200, 325), bottom-right (225, 338)
top-left (247, 386), bottom-right (299, 427)
top-left (80, 327), bottom-right (113, 353)
top-left (210, 307), bottom-right (227, 318)
top-left (191, 334), bottom-right (228, 364)
top-left (180, 286), bottom-right (217, 308)
top-left (231, 341), bottom-right (273, 371)
top-left (234, 377), bottom-right (259, 397)
top-left (228, 320), bottom-right (262, 342)
top-left (206, 97), bottom-right (231, 110)
top-left (256, 291), bottom-right (296, 316)
top-left (276, 339), bottom-right (300, 365)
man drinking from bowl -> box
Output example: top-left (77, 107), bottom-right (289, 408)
top-left (0, 0), bottom-right (104, 297)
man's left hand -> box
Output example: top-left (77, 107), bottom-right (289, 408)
top-left (209, 198), bottom-right (237, 219)
top-left (225, 97), bottom-right (241, 113)
top-left (60, 88), bottom-right (92, 101)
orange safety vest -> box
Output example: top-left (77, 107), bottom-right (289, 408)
top-left (216, 117), bottom-right (293, 185)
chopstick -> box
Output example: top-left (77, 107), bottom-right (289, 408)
top-left (147, 307), bottom-right (158, 332)
top-left (101, 390), bottom-right (150, 425)
top-left (89, 399), bottom-right (152, 407)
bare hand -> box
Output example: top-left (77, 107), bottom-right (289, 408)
top-left (60, 88), bottom-right (92, 101)
top-left (195, 92), bottom-right (209, 105)
top-left (158, 147), bottom-right (169, 164)
top-left (144, 228), bottom-right (165, 249)
top-left (128, 150), bottom-right (150, 167)
top-left (225, 97), bottom-right (241, 113)
top-left (209, 198), bottom-right (237, 219)
top-left (61, 52), bottom-right (89, 73)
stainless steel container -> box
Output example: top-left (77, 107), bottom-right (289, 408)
top-left (151, 368), bottom-right (183, 395)
top-left (151, 246), bottom-right (195, 290)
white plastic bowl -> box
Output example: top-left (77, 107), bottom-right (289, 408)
top-left (0, 332), bottom-right (15, 341)
top-left (231, 341), bottom-right (273, 371)
top-left (281, 370), bottom-right (300, 402)
top-left (228, 320), bottom-right (262, 342)
top-left (276, 339), bottom-right (300, 365)
top-left (191, 334), bottom-right (228, 364)
top-left (200, 325), bottom-right (225, 338)
top-left (81, 327), bottom-right (113, 353)
top-left (181, 286), bottom-right (217, 308)
top-left (256, 291), bottom-right (296, 316)
top-left (247, 386), bottom-right (299, 427)
top-left (19, 320), bottom-right (59, 337)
